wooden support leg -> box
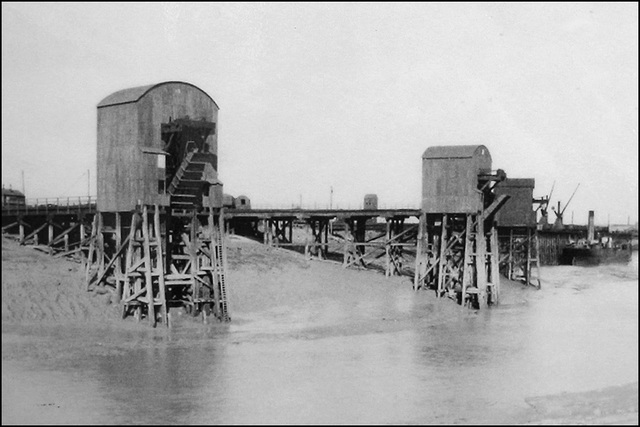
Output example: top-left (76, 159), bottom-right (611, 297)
top-left (154, 206), bottom-right (168, 326)
top-left (461, 215), bottom-right (474, 306)
top-left (122, 212), bottom-right (139, 320)
top-left (508, 229), bottom-right (514, 280)
top-left (84, 215), bottom-right (98, 289)
top-left (79, 216), bottom-right (87, 265)
top-left (385, 219), bottom-right (391, 277)
top-left (533, 230), bottom-right (542, 290)
top-left (48, 222), bottom-right (54, 255)
top-left (491, 225), bottom-right (500, 304)
top-left (114, 212), bottom-right (123, 303)
top-left (525, 228), bottom-right (532, 286)
top-left (436, 214), bottom-right (448, 298)
top-left (141, 206), bottom-right (156, 327)
top-left (342, 230), bottom-right (349, 266)
top-left (356, 219), bottom-right (366, 256)
top-left (263, 219), bottom-right (269, 245)
top-left (189, 211), bottom-right (199, 318)
top-left (96, 213), bottom-right (105, 283)
top-left (323, 220), bottom-right (328, 257)
top-left (476, 216), bottom-right (487, 305)
top-left (413, 213), bottom-right (425, 291)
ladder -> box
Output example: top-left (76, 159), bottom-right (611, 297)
top-left (211, 209), bottom-right (230, 321)
top-left (164, 209), bottom-right (230, 323)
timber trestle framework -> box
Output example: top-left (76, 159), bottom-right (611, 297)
top-left (2, 200), bottom-right (96, 258)
top-left (492, 177), bottom-right (542, 289)
top-left (232, 209), bottom-right (422, 277)
top-left (83, 205), bottom-right (230, 327)
top-left (413, 211), bottom-right (503, 308)
top-left (338, 216), bottom-right (418, 277)
top-left (413, 145), bottom-right (510, 309)
top-left (498, 227), bottom-right (541, 289)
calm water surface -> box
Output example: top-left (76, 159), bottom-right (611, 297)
top-left (2, 253), bottom-right (638, 424)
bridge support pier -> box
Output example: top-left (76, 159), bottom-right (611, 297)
top-left (306, 217), bottom-right (330, 259)
top-left (74, 205), bottom-right (230, 327)
top-left (498, 227), bottom-right (541, 289)
top-left (385, 217), bottom-right (406, 277)
top-left (413, 212), bottom-right (501, 308)
top-left (264, 218), bottom-right (294, 246)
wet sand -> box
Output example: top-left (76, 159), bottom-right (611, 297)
top-left (2, 235), bottom-right (638, 424)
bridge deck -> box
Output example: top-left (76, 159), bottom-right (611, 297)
top-left (3, 204), bottom-right (421, 220)
top-left (225, 208), bottom-right (421, 220)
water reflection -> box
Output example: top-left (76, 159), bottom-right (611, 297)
top-left (3, 254), bottom-right (637, 424)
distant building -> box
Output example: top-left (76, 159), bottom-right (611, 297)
top-left (1, 187), bottom-right (26, 209)
top-left (609, 224), bottom-right (637, 233)
top-left (364, 194), bottom-right (378, 210)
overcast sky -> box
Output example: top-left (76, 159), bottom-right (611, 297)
top-left (2, 2), bottom-right (637, 225)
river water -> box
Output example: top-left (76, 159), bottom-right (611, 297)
top-left (2, 253), bottom-right (638, 424)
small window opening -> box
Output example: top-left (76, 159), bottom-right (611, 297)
top-left (157, 155), bottom-right (166, 194)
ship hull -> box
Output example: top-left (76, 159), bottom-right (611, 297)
top-left (560, 245), bottom-right (632, 266)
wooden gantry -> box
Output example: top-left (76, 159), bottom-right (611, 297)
top-left (2, 202), bottom-right (95, 260)
top-left (338, 215), bottom-right (418, 276)
top-left (413, 210), bottom-right (503, 308)
top-left (494, 178), bottom-right (542, 289)
top-left (413, 145), bottom-right (509, 309)
top-left (262, 217), bottom-right (295, 247)
top-left (228, 209), bottom-right (422, 275)
top-left (498, 227), bottom-right (541, 288)
top-left (81, 205), bottom-right (230, 327)
top-left (306, 217), bottom-right (331, 259)
top-left (1, 203), bottom-right (230, 329)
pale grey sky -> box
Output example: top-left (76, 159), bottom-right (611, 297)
top-left (2, 2), bottom-right (638, 225)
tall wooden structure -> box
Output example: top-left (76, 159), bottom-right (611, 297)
top-left (494, 178), bottom-right (541, 288)
top-left (84, 81), bottom-right (230, 326)
top-left (413, 145), bottom-right (509, 308)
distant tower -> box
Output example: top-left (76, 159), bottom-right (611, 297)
top-left (364, 194), bottom-right (378, 210)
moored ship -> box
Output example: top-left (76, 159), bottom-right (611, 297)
top-left (560, 210), bottom-right (633, 266)
top-left (560, 241), bottom-right (632, 266)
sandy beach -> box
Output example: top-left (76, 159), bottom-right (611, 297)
top-left (2, 234), bottom-right (638, 424)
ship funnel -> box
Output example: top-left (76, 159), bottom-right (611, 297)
top-left (587, 210), bottom-right (595, 242)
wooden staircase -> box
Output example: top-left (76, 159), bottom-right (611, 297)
top-left (167, 151), bottom-right (218, 208)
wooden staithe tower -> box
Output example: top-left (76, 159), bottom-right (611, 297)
top-left (83, 81), bottom-right (229, 326)
top-left (413, 145), bottom-right (509, 308)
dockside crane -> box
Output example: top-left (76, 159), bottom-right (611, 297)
top-left (552, 183), bottom-right (580, 230)
top-left (534, 181), bottom-right (554, 226)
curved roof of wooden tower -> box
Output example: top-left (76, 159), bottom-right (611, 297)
top-left (97, 81), bottom-right (219, 109)
top-left (422, 145), bottom-right (490, 160)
